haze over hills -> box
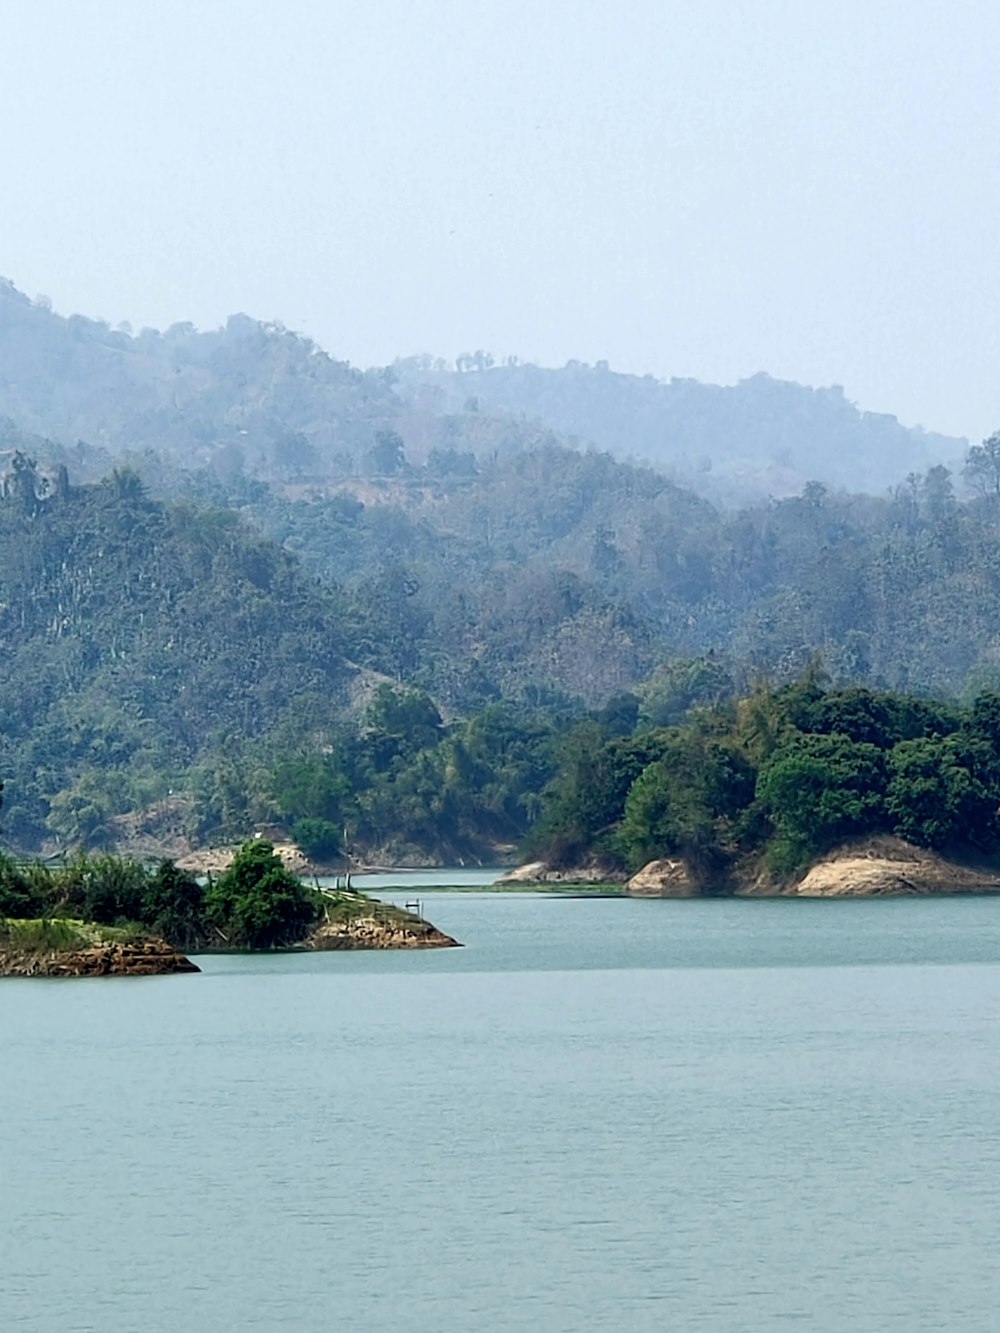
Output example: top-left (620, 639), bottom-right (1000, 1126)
top-left (0, 279), bottom-right (967, 504)
top-left (394, 355), bottom-right (967, 503)
top-left (1, 278), bottom-right (999, 859)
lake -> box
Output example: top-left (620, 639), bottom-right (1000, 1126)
top-left (3, 887), bottom-right (1000, 1331)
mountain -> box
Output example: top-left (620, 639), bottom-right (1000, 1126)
top-left (1, 279), bottom-right (998, 862)
top-left (393, 356), bottom-right (967, 502)
top-left (0, 466), bottom-right (362, 848)
top-left (0, 280), bottom-right (967, 505)
top-left (0, 278), bottom-right (401, 480)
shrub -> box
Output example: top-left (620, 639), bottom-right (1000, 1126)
top-left (291, 818), bottom-right (341, 862)
top-left (204, 840), bottom-right (317, 949)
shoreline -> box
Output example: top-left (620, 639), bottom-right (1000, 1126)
top-left (0, 936), bottom-right (200, 978)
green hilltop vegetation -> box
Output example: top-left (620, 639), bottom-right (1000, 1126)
top-left (2, 280), bottom-right (1000, 867)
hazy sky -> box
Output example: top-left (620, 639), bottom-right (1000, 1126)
top-left (2, 0), bottom-right (998, 439)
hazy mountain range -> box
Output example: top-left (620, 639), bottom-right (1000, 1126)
top-left (0, 278), bottom-right (993, 856)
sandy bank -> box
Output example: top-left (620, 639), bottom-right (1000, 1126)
top-left (176, 842), bottom-right (345, 877)
top-left (497, 860), bottom-right (623, 886)
top-left (740, 837), bottom-right (1000, 897)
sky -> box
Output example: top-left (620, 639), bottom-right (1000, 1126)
top-left (1, 0), bottom-right (998, 440)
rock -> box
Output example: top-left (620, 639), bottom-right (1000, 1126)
top-left (624, 859), bottom-right (699, 896)
top-left (305, 913), bottom-right (460, 950)
top-left (496, 861), bottom-right (622, 885)
top-left (738, 836), bottom-right (1000, 897)
top-left (497, 861), bottom-right (550, 883)
top-left (0, 937), bottom-right (199, 978)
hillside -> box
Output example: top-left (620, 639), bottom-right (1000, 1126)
top-left (0, 280), bottom-right (965, 507)
top-left (245, 443), bottom-right (1000, 706)
top-left (2, 281), bottom-right (1000, 863)
top-left (0, 468), bottom-right (361, 848)
top-left (0, 278), bottom-right (402, 480)
top-left (394, 357), bottom-right (966, 502)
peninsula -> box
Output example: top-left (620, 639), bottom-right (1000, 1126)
top-left (0, 840), bottom-right (460, 977)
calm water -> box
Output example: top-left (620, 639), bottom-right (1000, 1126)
top-left (4, 890), bottom-right (1000, 1331)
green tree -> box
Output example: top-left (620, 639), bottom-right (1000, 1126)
top-left (617, 733), bottom-right (755, 884)
top-left (55, 852), bottom-right (150, 924)
top-left (807, 687), bottom-right (959, 749)
top-left (143, 860), bottom-right (205, 948)
top-left (756, 733), bottom-right (887, 869)
top-left (204, 839), bottom-right (317, 949)
top-left (271, 758), bottom-right (349, 825)
top-left (0, 850), bottom-right (48, 917)
top-left (291, 817), bottom-right (341, 861)
top-left (886, 738), bottom-right (999, 850)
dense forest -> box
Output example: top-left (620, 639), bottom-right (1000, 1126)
top-left (1, 280), bottom-right (999, 866)
top-left (527, 672), bottom-right (1000, 887)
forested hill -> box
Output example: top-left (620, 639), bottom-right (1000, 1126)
top-left (394, 357), bottom-right (965, 502)
top-left (0, 468), bottom-right (364, 847)
top-left (11, 445), bottom-right (1000, 860)
top-left (0, 279), bottom-right (964, 505)
top-left (3, 278), bottom-right (1000, 862)
top-left (0, 278), bottom-right (402, 477)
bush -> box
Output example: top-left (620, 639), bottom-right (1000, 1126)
top-left (53, 853), bottom-right (150, 925)
top-left (204, 840), bottom-right (318, 949)
top-left (142, 860), bottom-right (206, 948)
top-left (0, 852), bottom-right (51, 918)
top-left (291, 818), bottom-right (341, 862)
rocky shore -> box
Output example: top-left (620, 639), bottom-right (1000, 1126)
top-left (737, 837), bottom-right (1000, 897)
top-left (305, 914), bottom-right (460, 950)
top-left (503, 837), bottom-right (1000, 898)
top-left (0, 937), bottom-right (200, 978)
top-left (496, 860), bottom-right (621, 886)
top-left (623, 859), bottom-right (697, 896)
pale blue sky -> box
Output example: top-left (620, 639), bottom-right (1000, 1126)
top-left (2, 0), bottom-right (997, 438)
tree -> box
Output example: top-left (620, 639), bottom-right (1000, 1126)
top-left (807, 687), bottom-right (959, 749)
top-left (204, 840), bottom-right (317, 949)
top-left (365, 685), bottom-right (443, 756)
top-left (142, 860), bottom-right (205, 948)
top-left (964, 431), bottom-right (1000, 499)
top-left (291, 817), bottom-right (341, 862)
top-left (367, 430), bottom-right (406, 475)
top-left (617, 733), bottom-right (755, 883)
top-left (271, 758), bottom-right (348, 826)
top-left (756, 733), bottom-right (887, 868)
top-left (886, 737), bottom-right (999, 850)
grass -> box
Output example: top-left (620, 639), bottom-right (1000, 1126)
top-left (315, 890), bottom-right (424, 927)
top-left (0, 917), bottom-right (145, 952)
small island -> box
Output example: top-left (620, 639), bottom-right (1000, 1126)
top-left (0, 840), bottom-right (460, 978)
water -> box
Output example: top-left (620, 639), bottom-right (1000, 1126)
top-left (4, 891), bottom-right (1000, 1331)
